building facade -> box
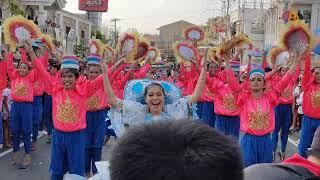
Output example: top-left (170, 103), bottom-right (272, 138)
top-left (264, 0), bottom-right (320, 46)
top-left (157, 20), bottom-right (195, 49)
top-left (86, 12), bottom-right (102, 32)
top-left (0, 0), bottom-right (92, 47)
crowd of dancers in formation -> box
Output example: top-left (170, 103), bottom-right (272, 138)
top-left (0, 4), bottom-right (319, 180)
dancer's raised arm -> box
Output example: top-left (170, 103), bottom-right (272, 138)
top-left (101, 60), bottom-right (118, 108)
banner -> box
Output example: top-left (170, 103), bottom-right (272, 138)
top-left (79, 0), bottom-right (108, 12)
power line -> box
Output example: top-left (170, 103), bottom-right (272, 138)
top-left (111, 18), bottom-right (121, 48)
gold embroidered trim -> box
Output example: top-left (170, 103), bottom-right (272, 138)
top-left (248, 105), bottom-right (270, 130)
top-left (56, 95), bottom-right (78, 123)
top-left (14, 82), bottom-right (29, 97)
top-left (222, 94), bottom-right (237, 111)
top-left (311, 91), bottom-right (320, 108)
top-left (87, 95), bottom-right (100, 111)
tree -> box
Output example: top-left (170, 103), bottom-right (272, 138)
top-left (95, 29), bottom-right (102, 40)
top-left (0, 0), bottom-right (25, 16)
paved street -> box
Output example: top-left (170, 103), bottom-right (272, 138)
top-left (0, 135), bottom-right (115, 180)
top-left (0, 132), bottom-right (298, 180)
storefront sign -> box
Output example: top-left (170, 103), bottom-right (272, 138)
top-left (79, 0), bottom-right (108, 12)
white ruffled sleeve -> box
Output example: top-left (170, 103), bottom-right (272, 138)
top-left (165, 97), bottom-right (199, 120)
top-left (108, 99), bottom-right (147, 136)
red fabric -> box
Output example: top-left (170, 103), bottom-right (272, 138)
top-left (134, 64), bottom-right (150, 79)
top-left (228, 69), bottom-right (295, 135)
top-left (7, 53), bottom-right (35, 102)
top-left (33, 59), bottom-right (103, 132)
top-left (283, 154), bottom-right (320, 176)
top-left (302, 55), bottom-right (320, 119)
top-left (0, 59), bottom-right (8, 91)
top-left (33, 52), bottom-right (49, 96)
top-left (207, 71), bottom-right (240, 116)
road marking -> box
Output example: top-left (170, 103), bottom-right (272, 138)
top-left (0, 134), bottom-right (44, 158)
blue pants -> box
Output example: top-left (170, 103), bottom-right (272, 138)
top-left (10, 101), bottom-right (33, 154)
top-left (298, 116), bottom-right (320, 157)
top-left (272, 104), bottom-right (292, 153)
top-left (0, 113), bottom-right (2, 145)
top-left (44, 94), bottom-right (53, 135)
top-left (241, 133), bottom-right (272, 167)
top-left (32, 96), bottom-right (43, 142)
top-left (50, 129), bottom-right (85, 178)
top-left (85, 109), bottom-right (107, 174)
top-left (215, 115), bottom-right (240, 139)
top-left (196, 102), bottom-right (215, 128)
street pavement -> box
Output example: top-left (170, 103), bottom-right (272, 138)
top-left (0, 133), bottom-right (298, 180)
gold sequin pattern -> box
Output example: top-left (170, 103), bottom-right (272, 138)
top-left (281, 89), bottom-right (291, 99)
top-left (87, 95), bottom-right (100, 111)
top-left (248, 106), bottom-right (270, 130)
top-left (14, 82), bottom-right (29, 97)
top-left (311, 91), bottom-right (320, 108)
top-left (222, 94), bottom-right (237, 111)
top-left (56, 96), bottom-right (78, 123)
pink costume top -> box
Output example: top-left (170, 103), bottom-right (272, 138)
top-left (134, 64), bottom-right (150, 79)
top-left (207, 71), bottom-right (240, 116)
top-left (0, 59), bottom-right (7, 91)
top-left (302, 56), bottom-right (320, 119)
top-left (111, 64), bottom-right (132, 99)
top-left (228, 69), bottom-right (295, 136)
top-left (86, 76), bottom-right (110, 111)
top-left (266, 66), bottom-right (300, 105)
top-left (7, 53), bottom-right (35, 102)
top-left (33, 59), bottom-right (103, 132)
top-left (33, 52), bottom-right (49, 96)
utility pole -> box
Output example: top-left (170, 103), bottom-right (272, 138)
top-left (111, 18), bottom-right (120, 48)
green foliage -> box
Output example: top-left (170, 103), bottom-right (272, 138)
top-left (74, 40), bottom-right (87, 59)
top-left (8, 0), bottom-right (25, 16)
top-left (95, 29), bottom-right (102, 40)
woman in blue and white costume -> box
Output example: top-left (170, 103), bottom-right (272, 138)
top-left (101, 55), bottom-right (208, 136)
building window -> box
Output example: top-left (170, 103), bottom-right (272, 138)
top-left (26, 6), bottom-right (34, 20)
top-left (298, 10), bottom-right (311, 25)
top-left (66, 26), bottom-right (71, 35)
top-left (251, 22), bottom-right (264, 34)
top-left (81, 31), bottom-right (85, 39)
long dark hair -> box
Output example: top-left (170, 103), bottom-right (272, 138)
top-left (144, 83), bottom-right (165, 98)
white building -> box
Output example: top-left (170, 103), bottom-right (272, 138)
top-left (264, 0), bottom-right (320, 46)
top-left (86, 12), bottom-right (102, 32)
top-left (0, 0), bottom-right (92, 47)
top-left (228, 0), bottom-right (272, 49)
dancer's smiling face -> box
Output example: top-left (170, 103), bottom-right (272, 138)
top-left (144, 84), bottom-right (165, 116)
top-left (87, 65), bottom-right (101, 80)
top-left (18, 63), bottom-right (30, 77)
top-left (61, 69), bottom-right (79, 90)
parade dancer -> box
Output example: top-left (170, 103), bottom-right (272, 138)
top-left (31, 40), bottom-right (48, 151)
top-left (298, 55), bottom-right (320, 157)
top-left (7, 48), bottom-right (35, 169)
top-left (31, 44), bottom-right (104, 179)
top-left (207, 54), bottom-right (242, 139)
top-left (84, 54), bottom-right (110, 177)
top-left (44, 63), bottom-right (60, 143)
top-left (226, 53), bottom-right (301, 167)
top-left (0, 46), bottom-right (8, 148)
top-left (269, 56), bottom-right (300, 161)
top-left (101, 51), bottom-right (209, 136)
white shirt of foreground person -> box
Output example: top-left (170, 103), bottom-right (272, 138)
top-left (63, 161), bottom-right (110, 180)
